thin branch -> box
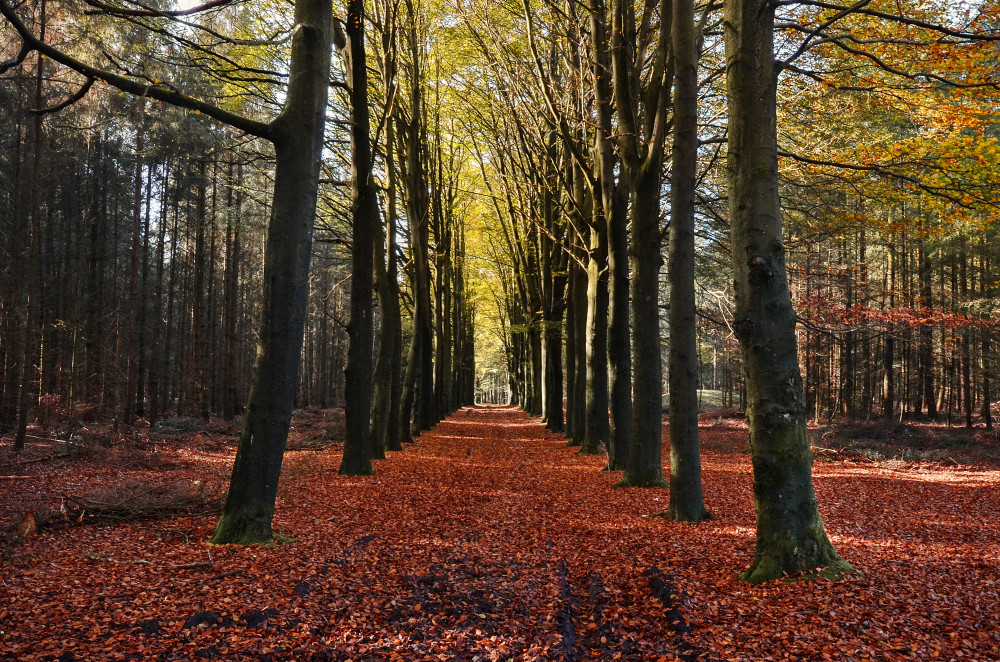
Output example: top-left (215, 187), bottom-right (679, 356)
top-left (30, 77), bottom-right (97, 114)
top-left (82, 0), bottom-right (237, 19)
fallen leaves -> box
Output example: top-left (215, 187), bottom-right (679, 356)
top-left (1, 406), bottom-right (999, 660)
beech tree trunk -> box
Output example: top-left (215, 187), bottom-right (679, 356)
top-left (724, 0), bottom-right (853, 583)
top-left (582, 217), bottom-right (610, 454)
top-left (340, 0), bottom-right (378, 476)
top-left (212, 0), bottom-right (332, 542)
top-left (371, 111), bottom-right (403, 454)
top-left (664, 0), bottom-right (707, 517)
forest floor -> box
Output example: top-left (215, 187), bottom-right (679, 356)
top-left (1, 407), bottom-right (999, 661)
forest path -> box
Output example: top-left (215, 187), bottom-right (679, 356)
top-left (286, 404), bottom-right (700, 660)
top-left (6, 406), bottom-right (1000, 660)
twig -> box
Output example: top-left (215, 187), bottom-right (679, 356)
top-left (84, 554), bottom-right (154, 565)
top-left (175, 561), bottom-right (213, 570)
top-left (0, 453), bottom-right (69, 468)
top-left (205, 569), bottom-right (245, 581)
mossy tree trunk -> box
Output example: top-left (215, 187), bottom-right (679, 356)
top-left (724, 0), bottom-right (854, 583)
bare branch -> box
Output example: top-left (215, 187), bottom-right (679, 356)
top-left (0, 42), bottom-right (30, 74)
top-left (30, 76), bottom-right (96, 114)
top-left (0, 0), bottom-right (273, 139)
top-left (82, 0), bottom-right (237, 19)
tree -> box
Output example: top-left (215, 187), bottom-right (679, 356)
top-left (665, 0), bottom-right (709, 519)
top-left (339, 0), bottom-right (378, 476)
top-left (723, 0), bottom-right (854, 583)
top-left (1, 0), bottom-right (336, 543)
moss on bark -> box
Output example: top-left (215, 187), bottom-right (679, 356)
top-left (210, 505), bottom-right (274, 546)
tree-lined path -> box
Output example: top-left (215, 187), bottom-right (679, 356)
top-left (4, 406), bottom-right (1000, 660)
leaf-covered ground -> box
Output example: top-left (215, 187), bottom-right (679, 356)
top-left (2, 406), bottom-right (999, 660)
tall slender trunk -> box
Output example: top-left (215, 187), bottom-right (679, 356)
top-left (149, 161), bottom-right (171, 427)
top-left (582, 216), bottom-right (610, 454)
top-left (606, 184), bottom-right (631, 470)
top-left (372, 109), bottom-right (403, 453)
top-left (982, 237), bottom-right (994, 430)
top-left (15, 3), bottom-right (46, 449)
top-left (960, 239), bottom-right (972, 428)
top-left (664, 0), bottom-right (706, 516)
top-left (918, 237), bottom-right (935, 419)
top-left (222, 161), bottom-right (243, 421)
top-left (564, 249), bottom-right (578, 440)
top-left (883, 242), bottom-right (895, 420)
top-left (340, 0), bottom-right (377, 476)
top-left (123, 109), bottom-right (145, 426)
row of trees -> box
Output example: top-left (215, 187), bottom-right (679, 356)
top-left (458, 0), bottom-right (998, 582)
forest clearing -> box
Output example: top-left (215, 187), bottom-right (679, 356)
top-left (3, 406), bottom-right (999, 661)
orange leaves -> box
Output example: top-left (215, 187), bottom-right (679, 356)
top-left (4, 407), bottom-right (1000, 659)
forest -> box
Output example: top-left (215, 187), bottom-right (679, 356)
top-left (1, 0), bottom-right (999, 659)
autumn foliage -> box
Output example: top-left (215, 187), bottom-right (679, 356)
top-left (3, 407), bottom-right (999, 660)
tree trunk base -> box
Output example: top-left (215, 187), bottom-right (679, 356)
top-left (739, 528), bottom-right (858, 585)
top-left (211, 508), bottom-right (274, 546)
top-left (664, 505), bottom-right (712, 523)
top-left (338, 461), bottom-right (374, 477)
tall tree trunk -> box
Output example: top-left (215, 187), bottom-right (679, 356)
top-left (372, 111), bottom-right (403, 453)
top-left (664, 0), bottom-right (707, 516)
top-left (564, 248), bottom-right (578, 440)
top-left (918, 237), bottom-right (935, 419)
top-left (724, 0), bottom-right (853, 583)
top-left (882, 242), bottom-right (895, 420)
top-left (606, 185), bottom-right (631, 470)
top-left (589, 0), bottom-right (627, 467)
top-left (400, 3), bottom-right (435, 434)
top-left (960, 239), bottom-right (973, 428)
top-left (582, 217), bottom-right (610, 454)
top-left (212, 0), bottom-right (332, 542)
top-left (222, 161), bottom-right (243, 421)
top-left (340, 0), bottom-right (378, 476)
top-left (123, 110), bottom-right (145, 426)
top-left (982, 237), bottom-right (994, 430)
top-left (570, 234), bottom-right (588, 446)
top-left (398, 330), bottom-right (418, 444)
top-left (15, 4), bottom-right (46, 449)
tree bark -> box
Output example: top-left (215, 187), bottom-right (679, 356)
top-left (664, 0), bottom-right (707, 517)
top-left (211, 0), bottom-right (332, 542)
top-left (340, 0), bottom-right (378, 476)
top-left (582, 216), bottom-right (610, 454)
top-left (724, 0), bottom-right (853, 583)
top-left (371, 110), bottom-right (403, 453)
